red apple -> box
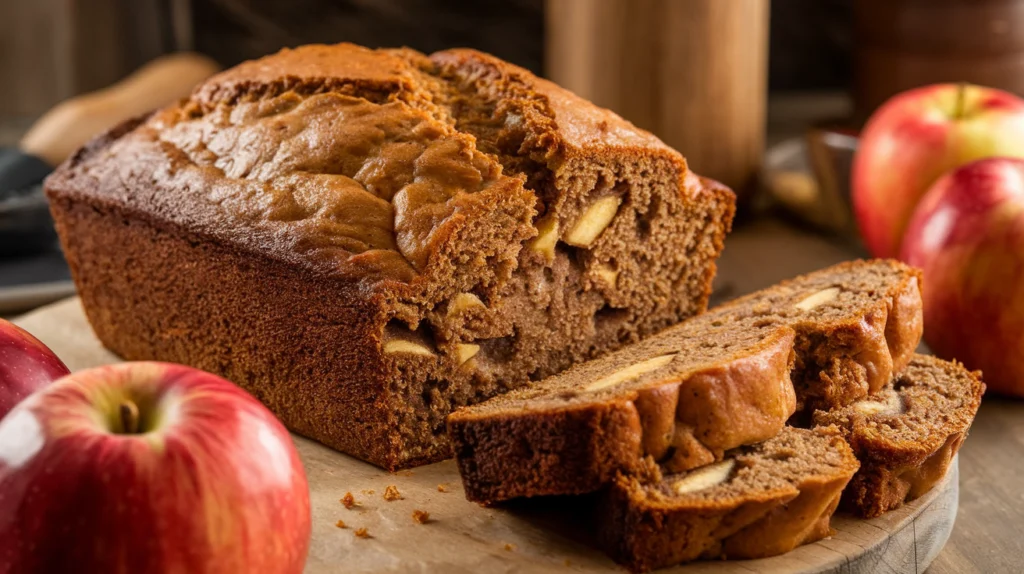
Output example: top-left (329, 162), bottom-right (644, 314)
top-left (0, 362), bottom-right (311, 572)
top-left (900, 157), bottom-right (1024, 396)
top-left (0, 318), bottom-right (69, 419)
top-left (853, 83), bottom-right (1024, 258)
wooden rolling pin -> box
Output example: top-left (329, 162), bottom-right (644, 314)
top-left (19, 52), bottom-right (219, 167)
top-left (546, 0), bottom-right (769, 199)
top-left (0, 52), bottom-right (219, 258)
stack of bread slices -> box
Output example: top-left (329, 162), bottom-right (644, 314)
top-left (448, 259), bottom-right (984, 572)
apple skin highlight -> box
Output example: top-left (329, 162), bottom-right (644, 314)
top-left (0, 361), bottom-right (312, 573)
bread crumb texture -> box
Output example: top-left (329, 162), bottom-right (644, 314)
top-left (383, 485), bottom-right (403, 501)
top-left (354, 528), bottom-right (371, 539)
top-left (341, 492), bottom-right (356, 509)
top-left (412, 510), bottom-right (430, 524)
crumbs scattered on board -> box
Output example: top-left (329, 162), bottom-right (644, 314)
top-left (412, 510), bottom-right (430, 524)
top-left (341, 492), bottom-right (357, 509)
top-left (383, 485), bottom-right (403, 501)
top-left (335, 519), bottom-right (347, 529)
top-left (436, 483), bottom-right (449, 493)
top-left (354, 527), bottom-right (372, 539)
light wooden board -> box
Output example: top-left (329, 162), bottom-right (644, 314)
top-left (14, 296), bottom-right (957, 573)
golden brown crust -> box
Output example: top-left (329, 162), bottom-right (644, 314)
top-left (48, 195), bottom-right (400, 465)
top-left (653, 330), bottom-right (797, 472)
top-left (46, 43), bottom-right (734, 470)
top-left (884, 274), bottom-right (925, 374)
top-left (814, 354), bottom-right (984, 517)
top-left (598, 428), bottom-right (859, 572)
top-left (429, 48), bottom-right (676, 154)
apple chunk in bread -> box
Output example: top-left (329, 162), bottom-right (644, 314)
top-left (529, 215), bottom-right (559, 261)
top-left (455, 343), bottom-right (481, 365)
top-left (672, 459), bottom-right (736, 495)
top-left (384, 340), bottom-right (435, 356)
top-left (585, 354), bottom-right (677, 392)
top-left (794, 287), bottom-right (840, 311)
top-left (565, 196), bottom-right (621, 247)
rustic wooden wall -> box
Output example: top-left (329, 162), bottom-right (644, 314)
top-left (0, 0), bottom-right (853, 119)
top-left (0, 0), bottom-right (176, 117)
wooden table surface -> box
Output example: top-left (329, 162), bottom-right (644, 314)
top-left (7, 212), bottom-right (1019, 572)
top-left (716, 218), bottom-right (1023, 574)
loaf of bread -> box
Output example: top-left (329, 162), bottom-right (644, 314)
top-left (44, 44), bottom-right (735, 469)
top-left (599, 427), bottom-right (859, 573)
top-left (448, 259), bottom-right (921, 503)
top-left (814, 353), bottom-right (984, 517)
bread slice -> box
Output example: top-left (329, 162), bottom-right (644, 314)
top-left (44, 43), bottom-right (735, 470)
top-left (708, 259), bottom-right (923, 415)
top-left (813, 353), bottom-right (984, 517)
top-left (598, 427), bottom-right (859, 573)
top-left (448, 259), bottom-right (920, 503)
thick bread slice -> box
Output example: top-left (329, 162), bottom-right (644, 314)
top-left (450, 321), bottom-right (797, 503)
top-left (706, 259), bottom-right (923, 415)
top-left (447, 260), bottom-right (920, 503)
top-left (813, 354), bottom-right (984, 517)
top-left (598, 427), bottom-right (859, 573)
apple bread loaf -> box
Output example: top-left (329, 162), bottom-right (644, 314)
top-left (813, 353), bottom-right (984, 518)
top-left (448, 259), bottom-right (920, 503)
top-left (46, 44), bottom-right (734, 470)
top-left (598, 427), bottom-right (859, 573)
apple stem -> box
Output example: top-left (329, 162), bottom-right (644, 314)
top-left (119, 400), bottom-right (140, 434)
top-left (954, 82), bottom-right (968, 120)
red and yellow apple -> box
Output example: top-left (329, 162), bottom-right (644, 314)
top-left (0, 318), bottom-right (69, 419)
top-left (853, 83), bottom-right (1024, 258)
top-left (0, 362), bottom-right (311, 572)
top-left (900, 157), bottom-right (1024, 396)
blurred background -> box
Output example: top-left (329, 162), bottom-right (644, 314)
top-left (2, 0), bottom-right (1023, 313)
top-left (5, 4), bottom-right (1024, 568)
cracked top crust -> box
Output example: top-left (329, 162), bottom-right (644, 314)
top-left (46, 43), bottom-right (690, 297)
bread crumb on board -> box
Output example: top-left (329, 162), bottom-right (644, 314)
top-left (436, 484), bottom-right (449, 493)
top-left (335, 519), bottom-right (347, 529)
top-left (341, 492), bottom-right (357, 509)
top-left (383, 485), bottom-right (403, 501)
top-left (354, 527), bottom-right (372, 539)
top-left (504, 543), bottom-right (515, 551)
top-left (412, 510), bottom-right (430, 524)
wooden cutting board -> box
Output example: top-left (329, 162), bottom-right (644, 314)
top-left (14, 296), bottom-right (957, 573)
